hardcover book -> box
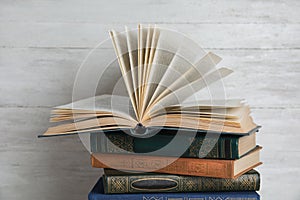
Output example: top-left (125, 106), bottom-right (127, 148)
top-left (91, 146), bottom-right (262, 179)
top-left (40, 24), bottom-right (259, 137)
top-left (88, 177), bottom-right (260, 200)
top-left (90, 129), bottom-right (257, 159)
top-left (102, 169), bottom-right (260, 194)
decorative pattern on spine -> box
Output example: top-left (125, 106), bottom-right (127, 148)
top-left (103, 170), bottom-right (260, 194)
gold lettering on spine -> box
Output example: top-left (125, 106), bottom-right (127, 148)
top-left (132, 158), bottom-right (167, 170)
top-left (187, 162), bottom-right (207, 174)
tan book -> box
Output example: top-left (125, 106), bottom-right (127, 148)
top-left (91, 146), bottom-right (262, 179)
top-left (40, 24), bottom-right (259, 137)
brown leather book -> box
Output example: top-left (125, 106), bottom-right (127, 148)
top-left (91, 146), bottom-right (262, 179)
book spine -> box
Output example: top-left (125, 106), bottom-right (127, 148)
top-left (89, 178), bottom-right (260, 200)
top-left (91, 153), bottom-right (234, 178)
top-left (90, 192), bottom-right (260, 200)
top-left (103, 171), bottom-right (260, 194)
top-left (90, 132), bottom-right (240, 159)
top-left (187, 135), bottom-right (239, 159)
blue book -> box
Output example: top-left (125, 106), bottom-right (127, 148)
top-left (88, 177), bottom-right (260, 200)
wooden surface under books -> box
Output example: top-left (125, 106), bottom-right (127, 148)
top-left (0, 0), bottom-right (299, 200)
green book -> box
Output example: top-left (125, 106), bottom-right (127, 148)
top-left (90, 129), bottom-right (257, 159)
top-left (102, 169), bottom-right (260, 194)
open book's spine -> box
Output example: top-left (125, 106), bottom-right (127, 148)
top-left (103, 170), bottom-right (260, 194)
top-left (91, 153), bottom-right (235, 178)
top-left (90, 132), bottom-right (241, 159)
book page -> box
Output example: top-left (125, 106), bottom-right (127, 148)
top-left (45, 117), bottom-right (136, 135)
top-left (44, 95), bottom-right (139, 136)
top-left (144, 25), bottom-right (159, 84)
top-left (140, 25), bottom-right (162, 117)
top-left (110, 30), bottom-right (138, 117)
top-left (137, 24), bottom-right (147, 115)
top-left (139, 28), bottom-right (177, 117)
top-left (142, 25), bottom-right (153, 89)
top-left (125, 26), bottom-right (139, 111)
top-left (56, 95), bottom-right (137, 121)
top-left (143, 112), bottom-right (257, 134)
top-left (145, 68), bottom-right (233, 118)
top-left (178, 99), bottom-right (244, 108)
top-left (148, 52), bottom-right (222, 108)
top-left (140, 25), bottom-right (154, 116)
top-left (149, 104), bottom-right (249, 120)
top-left (143, 115), bottom-right (243, 130)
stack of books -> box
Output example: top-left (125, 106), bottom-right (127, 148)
top-left (40, 25), bottom-right (262, 200)
top-left (88, 126), bottom-right (261, 200)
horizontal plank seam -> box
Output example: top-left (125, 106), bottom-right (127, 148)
top-left (0, 46), bottom-right (300, 50)
top-left (1, 20), bottom-right (300, 25)
top-left (0, 105), bottom-right (299, 109)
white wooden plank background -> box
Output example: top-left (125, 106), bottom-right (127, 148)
top-left (0, 0), bottom-right (299, 199)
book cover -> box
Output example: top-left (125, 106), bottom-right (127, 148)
top-left (103, 169), bottom-right (260, 194)
top-left (88, 177), bottom-right (260, 200)
top-left (90, 129), bottom-right (257, 159)
top-left (91, 146), bottom-right (262, 179)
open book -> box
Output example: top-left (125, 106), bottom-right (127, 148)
top-left (41, 25), bottom-right (258, 137)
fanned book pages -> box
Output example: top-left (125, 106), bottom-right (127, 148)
top-left (41, 25), bottom-right (259, 137)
